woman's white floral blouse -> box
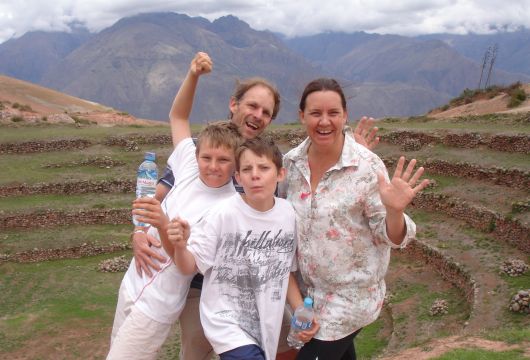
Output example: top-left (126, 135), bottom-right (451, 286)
top-left (280, 132), bottom-right (416, 341)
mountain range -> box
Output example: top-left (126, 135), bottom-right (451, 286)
top-left (0, 12), bottom-right (529, 122)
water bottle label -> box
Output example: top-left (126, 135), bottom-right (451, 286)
top-left (136, 177), bottom-right (157, 187)
top-left (291, 316), bottom-right (312, 330)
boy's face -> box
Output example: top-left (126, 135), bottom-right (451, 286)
top-left (196, 141), bottom-right (235, 188)
top-left (234, 149), bottom-right (285, 211)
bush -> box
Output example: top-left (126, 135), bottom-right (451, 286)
top-left (12, 102), bottom-right (34, 112)
top-left (507, 88), bottom-right (527, 108)
top-left (11, 116), bottom-right (24, 122)
top-left (450, 88), bottom-right (480, 106)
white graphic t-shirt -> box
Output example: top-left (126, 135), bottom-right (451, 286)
top-left (188, 194), bottom-right (297, 360)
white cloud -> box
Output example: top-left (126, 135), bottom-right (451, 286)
top-left (1, 0), bottom-right (529, 43)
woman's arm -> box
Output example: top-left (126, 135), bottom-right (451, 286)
top-left (377, 156), bottom-right (429, 245)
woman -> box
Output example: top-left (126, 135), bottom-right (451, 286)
top-left (280, 78), bottom-right (429, 359)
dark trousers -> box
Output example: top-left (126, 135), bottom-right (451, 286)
top-left (219, 344), bottom-right (265, 360)
top-left (296, 328), bottom-right (362, 360)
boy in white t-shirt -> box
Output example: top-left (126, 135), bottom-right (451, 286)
top-left (107, 53), bottom-right (242, 359)
top-left (167, 138), bottom-right (318, 360)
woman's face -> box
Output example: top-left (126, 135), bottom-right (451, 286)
top-left (299, 90), bottom-right (347, 148)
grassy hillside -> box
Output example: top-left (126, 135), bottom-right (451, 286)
top-left (0, 115), bottom-right (529, 359)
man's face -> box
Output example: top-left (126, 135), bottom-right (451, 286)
top-left (196, 141), bottom-right (235, 188)
top-left (229, 85), bottom-right (275, 139)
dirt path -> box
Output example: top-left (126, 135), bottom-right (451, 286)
top-left (379, 335), bottom-right (530, 359)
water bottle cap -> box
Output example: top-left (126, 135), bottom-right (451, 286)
top-left (144, 152), bottom-right (156, 161)
top-left (303, 297), bottom-right (313, 307)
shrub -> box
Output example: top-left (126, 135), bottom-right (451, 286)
top-left (11, 116), bottom-right (24, 122)
top-left (507, 88), bottom-right (527, 108)
top-left (12, 102), bottom-right (34, 112)
top-left (450, 88), bottom-right (480, 106)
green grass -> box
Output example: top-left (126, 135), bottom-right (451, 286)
top-left (421, 174), bottom-right (462, 192)
top-left (417, 288), bottom-right (469, 322)
top-left (431, 348), bottom-right (527, 360)
top-left (0, 123), bottom-right (170, 143)
top-left (356, 318), bottom-right (389, 359)
top-left (378, 142), bottom-right (530, 170)
top-left (0, 193), bottom-right (133, 212)
top-left (501, 270), bottom-right (530, 293)
top-left (389, 279), bottom-right (469, 321)
top-left (0, 224), bottom-right (131, 254)
top-left (486, 326), bottom-right (530, 345)
top-left (0, 144), bottom-right (173, 186)
top-left (389, 280), bottom-right (428, 304)
top-left (378, 112), bottom-right (530, 133)
top-left (0, 253), bottom-right (126, 355)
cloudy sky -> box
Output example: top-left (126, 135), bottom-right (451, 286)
top-left (1, 0), bottom-right (530, 43)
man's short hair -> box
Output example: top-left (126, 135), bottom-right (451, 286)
top-left (235, 137), bottom-right (283, 172)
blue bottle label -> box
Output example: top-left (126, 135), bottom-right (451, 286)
top-left (291, 316), bottom-right (312, 330)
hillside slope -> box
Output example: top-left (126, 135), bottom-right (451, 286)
top-left (0, 75), bottom-right (159, 126)
top-left (429, 83), bottom-right (530, 118)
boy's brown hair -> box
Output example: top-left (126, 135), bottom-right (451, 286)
top-left (196, 121), bottom-right (242, 155)
top-left (235, 137), bottom-right (283, 171)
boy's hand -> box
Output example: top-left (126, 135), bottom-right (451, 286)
top-left (132, 197), bottom-right (169, 232)
top-left (167, 217), bottom-right (191, 250)
top-left (191, 52), bottom-right (212, 76)
top-left (297, 317), bottom-right (320, 344)
top-left (353, 116), bottom-right (380, 150)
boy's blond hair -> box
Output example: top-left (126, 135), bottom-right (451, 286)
top-left (196, 120), bottom-right (242, 155)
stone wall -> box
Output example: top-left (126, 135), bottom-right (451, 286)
top-left (0, 179), bottom-right (135, 197)
top-left (2, 130), bottom-right (528, 154)
top-left (413, 193), bottom-right (530, 254)
top-left (1, 243), bottom-right (129, 263)
top-left (397, 240), bottom-right (478, 307)
top-left (382, 130), bottom-right (530, 154)
top-left (103, 134), bottom-right (172, 146)
top-left (0, 208), bottom-right (130, 229)
top-left (0, 139), bottom-right (93, 154)
top-left (383, 158), bottom-right (529, 190)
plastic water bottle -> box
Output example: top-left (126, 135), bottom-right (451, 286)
top-left (287, 297), bottom-right (314, 349)
top-left (132, 151), bottom-right (158, 226)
